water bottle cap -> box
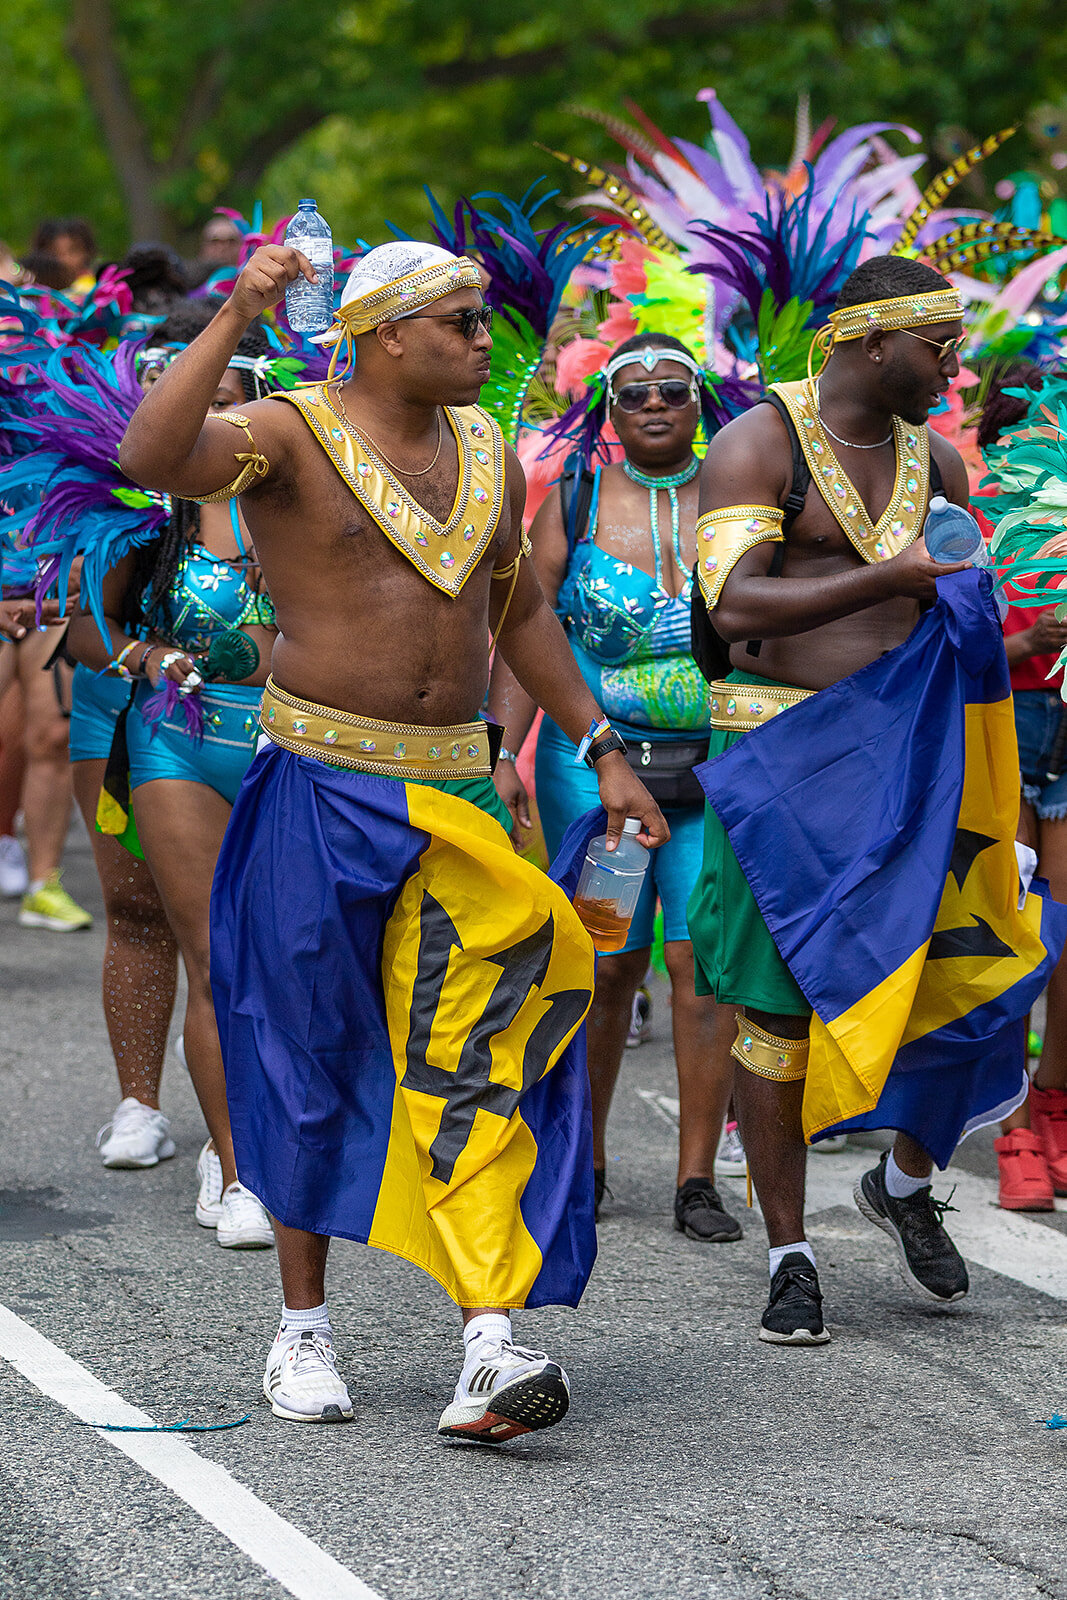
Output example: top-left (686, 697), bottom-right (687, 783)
top-left (298, 198), bottom-right (316, 208)
top-left (929, 495), bottom-right (949, 512)
top-left (623, 817), bottom-right (641, 835)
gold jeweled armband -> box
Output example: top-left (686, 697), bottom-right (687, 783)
top-left (188, 412), bottom-right (270, 504)
top-left (695, 506), bottom-right (785, 612)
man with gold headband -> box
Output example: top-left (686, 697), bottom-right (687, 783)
top-left (119, 240), bottom-right (667, 1440)
top-left (688, 254), bottom-right (981, 1343)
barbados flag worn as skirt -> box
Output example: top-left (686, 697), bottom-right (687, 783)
top-left (211, 746), bottom-right (598, 1309)
top-left (698, 569), bottom-right (1067, 1168)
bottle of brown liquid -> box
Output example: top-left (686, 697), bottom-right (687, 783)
top-left (573, 818), bottom-right (650, 953)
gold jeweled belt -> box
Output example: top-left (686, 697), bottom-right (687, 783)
top-left (708, 679), bottom-right (815, 732)
top-left (260, 676), bottom-right (491, 777)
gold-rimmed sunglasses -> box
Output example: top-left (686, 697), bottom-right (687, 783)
top-left (897, 328), bottom-right (967, 363)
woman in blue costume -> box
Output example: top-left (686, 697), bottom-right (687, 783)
top-left (489, 333), bottom-right (740, 1240)
top-left (68, 316), bottom-right (281, 1250)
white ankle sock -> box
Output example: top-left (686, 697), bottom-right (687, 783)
top-left (278, 1301), bottom-right (332, 1342)
top-left (884, 1152), bottom-right (931, 1199)
top-left (769, 1241), bottom-right (815, 1277)
top-left (463, 1313), bottom-right (512, 1357)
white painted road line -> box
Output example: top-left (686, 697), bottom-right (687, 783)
top-left (638, 1089), bottom-right (1067, 1302)
top-left (0, 1303), bottom-right (383, 1600)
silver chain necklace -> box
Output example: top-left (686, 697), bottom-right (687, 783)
top-left (815, 380), bottom-right (892, 450)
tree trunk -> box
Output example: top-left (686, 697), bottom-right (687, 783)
top-left (67, 0), bottom-right (169, 243)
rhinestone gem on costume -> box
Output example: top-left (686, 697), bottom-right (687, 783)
top-left (292, 720), bottom-right (307, 735)
top-left (902, 499), bottom-right (916, 514)
top-left (440, 551), bottom-right (455, 568)
top-left (466, 743), bottom-right (479, 758)
top-left (331, 427), bottom-right (344, 442)
top-left (266, 706), bottom-right (276, 724)
top-left (473, 487), bottom-right (488, 503)
top-left (414, 532), bottom-right (428, 547)
top-left (906, 476), bottom-right (918, 493)
top-left (323, 730), bottom-right (339, 745)
top-left (359, 739), bottom-right (376, 753)
top-left (727, 698), bottom-right (737, 716)
top-left (745, 519), bottom-right (762, 533)
top-left (777, 1053), bottom-right (789, 1068)
top-left (705, 556), bottom-right (718, 572)
top-left (750, 703), bottom-right (763, 715)
top-left (470, 422), bottom-right (485, 437)
top-left (833, 482), bottom-right (845, 499)
top-left (463, 523), bottom-right (476, 541)
top-left (742, 1036), bottom-right (753, 1053)
top-left (393, 742), bottom-right (407, 758)
top-left (357, 462), bottom-right (371, 477)
top-left (386, 499), bottom-right (401, 517)
top-left (711, 698), bottom-right (720, 712)
top-left (812, 440), bottom-right (823, 455)
top-left (846, 503), bottom-right (857, 517)
top-left (427, 746), bottom-right (440, 759)
top-left (210, 713), bottom-right (223, 728)
top-left (875, 540), bottom-right (886, 557)
top-left (474, 449), bottom-right (489, 465)
top-left (450, 742), bottom-right (461, 760)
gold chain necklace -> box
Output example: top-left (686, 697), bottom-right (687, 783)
top-left (332, 385), bottom-right (443, 477)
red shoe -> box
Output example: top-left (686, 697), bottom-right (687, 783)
top-left (1030, 1085), bottom-right (1067, 1195)
top-left (994, 1128), bottom-right (1055, 1211)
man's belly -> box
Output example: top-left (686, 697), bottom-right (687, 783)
top-left (268, 632), bottom-right (491, 727)
top-left (729, 594), bottom-right (922, 692)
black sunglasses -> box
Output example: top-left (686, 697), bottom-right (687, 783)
top-left (404, 305), bottom-right (493, 340)
top-left (612, 379), bottom-right (696, 413)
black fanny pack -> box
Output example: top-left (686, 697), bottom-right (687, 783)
top-left (624, 735), bottom-right (707, 807)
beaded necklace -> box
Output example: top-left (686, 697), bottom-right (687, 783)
top-left (622, 455), bottom-right (700, 591)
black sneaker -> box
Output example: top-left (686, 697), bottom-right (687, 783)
top-left (760, 1252), bottom-right (831, 1344)
top-left (854, 1151), bottom-right (969, 1302)
top-left (673, 1178), bottom-right (742, 1242)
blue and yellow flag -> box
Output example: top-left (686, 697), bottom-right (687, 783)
top-left (699, 570), bottom-right (1067, 1167)
top-left (211, 750), bottom-right (598, 1310)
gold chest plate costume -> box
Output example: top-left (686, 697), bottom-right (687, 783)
top-left (270, 384), bottom-right (506, 598)
top-left (695, 378), bottom-right (934, 616)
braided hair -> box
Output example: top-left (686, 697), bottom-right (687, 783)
top-left (127, 308), bottom-right (276, 632)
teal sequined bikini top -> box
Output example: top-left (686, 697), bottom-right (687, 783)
top-left (143, 504), bottom-right (276, 654)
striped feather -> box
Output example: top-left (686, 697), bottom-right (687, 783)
top-left (893, 127), bottom-right (1017, 253)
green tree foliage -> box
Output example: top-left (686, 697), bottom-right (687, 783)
top-left (1, 0), bottom-right (1066, 256)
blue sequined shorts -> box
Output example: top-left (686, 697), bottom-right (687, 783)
top-left (128, 682), bottom-right (262, 805)
top-left (69, 663), bottom-right (131, 762)
top-left (535, 714), bottom-right (705, 953)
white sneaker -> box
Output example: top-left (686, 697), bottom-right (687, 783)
top-left (216, 1182), bottom-right (274, 1249)
top-left (263, 1330), bottom-right (353, 1422)
top-left (195, 1140), bottom-right (224, 1227)
top-left (625, 987), bottom-right (653, 1047)
top-left (96, 1098), bottom-right (176, 1168)
top-left (813, 1134), bottom-right (849, 1153)
top-left (717, 1121), bottom-right (747, 1178)
top-left (438, 1339), bottom-right (570, 1443)
top-left (0, 834), bottom-right (28, 898)
top-left (174, 1034), bottom-right (187, 1071)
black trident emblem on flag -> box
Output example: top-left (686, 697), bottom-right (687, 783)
top-left (401, 891), bottom-right (589, 1184)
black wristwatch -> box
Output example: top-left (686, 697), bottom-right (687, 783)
top-left (584, 729), bottom-right (628, 769)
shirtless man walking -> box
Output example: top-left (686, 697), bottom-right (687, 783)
top-left (119, 240), bottom-right (666, 1440)
top-left (689, 254), bottom-right (975, 1344)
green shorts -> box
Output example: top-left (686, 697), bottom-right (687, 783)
top-left (687, 671), bottom-right (811, 1018)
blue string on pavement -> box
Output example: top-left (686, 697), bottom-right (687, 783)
top-left (1040, 1414), bottom-right (1067, 1430)
top-left (85, 1415), bottom-right (251, 1433)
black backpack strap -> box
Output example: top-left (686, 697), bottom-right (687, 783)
top-left (743, 392), bottom-right (808, 656)
top-left (559, 454), bottom-right (597, 556)
top-left (929, 446), bottom-right (944, 496)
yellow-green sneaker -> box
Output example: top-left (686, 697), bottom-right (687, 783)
top-left (18, 871), bottom-right (93, 932)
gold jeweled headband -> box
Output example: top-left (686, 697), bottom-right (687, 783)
top-left (324, 256), bottom-right (483, 379)
top-left (807, 286), bottom-right (965, 379)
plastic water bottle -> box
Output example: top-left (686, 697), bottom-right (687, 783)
top-left (923, 496), bottom-right (989, 568)
top-left (573, 819), bottom-right (651, 953)
top-left (283, 200), bottom-right (334, 333)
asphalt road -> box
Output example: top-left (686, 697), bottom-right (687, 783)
top-left (1, 819), bottom-right (1066, 1600)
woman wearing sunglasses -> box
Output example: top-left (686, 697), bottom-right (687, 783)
top-left (489, 332), bottom-right (741, 1242)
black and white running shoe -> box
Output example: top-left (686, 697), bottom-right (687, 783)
top-left (674, 1178), bottom-right (742, 1241)
top-left (854, 1151), bottom-right (969, 1302)
top-left (760, 1252), bottom-right (831, 1345)
top-left (438, 1340), bottom-right (569, 1444)
top-left (263, 1330), bottom-right (354, 1422)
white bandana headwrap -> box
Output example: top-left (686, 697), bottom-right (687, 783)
top-left (319, 241), bottom-right (482, 377)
